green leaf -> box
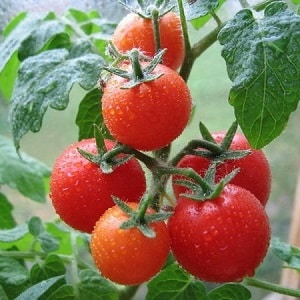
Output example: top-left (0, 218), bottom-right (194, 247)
top-left (37, 232), bottom-right (60, 253)
top-left (18, 20), bottom-right (71, 61)
top-left (0, 50), bottom-right (20, 100)
top-left (77, 269), bottom-right (119, 300)
top-left (0, 284), bottom-right (9, 300)
top-left (208, 284), bottom-right (251, 300)
top-left (30, 254), bottom-right (66, 284)
top-left (28, 216), bottom-right (44, 237)
top-left (44, 284), bottom-right (74, 300)
top-left (0, 135), bottom-right (50, 203)
top-left (186, 0), bottom-right (227, 29)
top-left (147, 263), bottom-right (207, 300)
top-left (27, 217), bottom-right (60, 253)
top-left (15, 275), bottom-right (64, 300)
top-left (2, 12), bottom-right (27, 38)
top-left (271, 238), bottom-right (300, 271)
top-left (184, 0), bottom-right (219, 20)
top-left (218, 2), bottom-right (300, 148)
top-left (0, 256), bottom-right (29, 286)
top-left (8, 49), bottom-right (104, 150)
top-left (45, 223), bottom-right (72, 255)
top-left (0, 224), bottom-right (28, 243)
top-left (75, 88), bottom-right (106, 140)
top-left (0, 193), bottom-right (16, 229)
top-left (0, 14), bottom-right (43, 74)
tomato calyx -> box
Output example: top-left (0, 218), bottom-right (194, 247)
top-left (76, 125), bottom-right (134, 174)
top-left (119, 0), bottom-right (174, 19)
top-left (171, 121), bottom-right (251, 166)
top-left (101, 48), bottom-right (166, 89)
top-left (112, 196), bottom-right (172, 238)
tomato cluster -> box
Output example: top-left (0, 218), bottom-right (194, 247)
top-left (49, 7), bottom-right (272, 287)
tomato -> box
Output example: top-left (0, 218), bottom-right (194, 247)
top-left (168, 184), bottom-right (270, 283)
top-left (112, 12), bottom-right (184, 70)
top-left (90, 202), bottom-right (170, 285)
top-left (172, 132), bottom-right (271, 206)
top-left (102, 63), bottom-right (192, 151)
top-left (49, 139), bottom-right (146, 233)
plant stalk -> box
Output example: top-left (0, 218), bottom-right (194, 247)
top-left (244, 277), bottom-right (300, 298)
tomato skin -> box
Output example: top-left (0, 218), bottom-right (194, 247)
top-left (168, 184), bottom-right (271, 283)
top-left (173, 132), bottom-right (271, 206)
top-left (49, 139), bottom-right (146, 233)
top-left (102, 63), bottom-right (192, 151)
top-left (112, 12), bottom-right (184, 70)
top-left (90, 202), bottom-right (170, 285)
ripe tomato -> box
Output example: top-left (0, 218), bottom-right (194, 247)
top-left (90, 202), bottom-right (170, 285)
top-left (168, 184), bottom-right (271, 283)
top-left (102, 63), bottom-right (192, 151)
top-left (172, 132), bottom-right (271, 206)
top-left (112, 12), bottom-right (184, 70)
top-left (49, 139), bottom-right (146, 233)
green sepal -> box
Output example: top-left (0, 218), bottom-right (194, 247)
top-left (112, 196), bottom-right (172, 238)
top-left (102, 48), bottom-right (166, 89)
top-left (119, 0), bottom-right (174, 19)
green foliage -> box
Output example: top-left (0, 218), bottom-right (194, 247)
top-left (0, 135), bottom-right (50, 202)
top-left (218, 1), bottom-right (300, 148)
top-left (0, 0), bottom-right (300, 299)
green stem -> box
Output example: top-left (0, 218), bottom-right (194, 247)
top-left (70, 231), bottom-right (80, 299)
top-left (238, 0), bottom-right (250, 8)
top-left (119, 285), bottom-right (140, 300)
top-left (151, 8), bottom-right (162, 53)
top-left (170, 139), bottom-right (223, 167)
top-left (244, 277), bottom-right (300, 298)
top-left (180, 24), bottom-right (224, 81)
top-left (159, 166), bottom-right (212, 195)
top-left (177, 0), bottom-right (193, 82)
top-left (210, 11), bottom-right (223, 27)
top-left (0, 249), bottom-right (71, 263)
top-left (129, 49), bottom-right (145, 81)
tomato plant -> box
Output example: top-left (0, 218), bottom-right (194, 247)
top-left (172, 132), bottom-right (271, 206)
top-left (90, 202), bottom-right (170, 285)
top-left (1, 0), bottom-right (300, 299)
top-left (49, 138), bottom-right (146, 233)
top-left (112, 11), bottom-right (185, 70)
top-left (168, 184), bottom-right (271, 283)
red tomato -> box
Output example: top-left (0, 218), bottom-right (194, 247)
top-left (102, 63), bottom-right (192, 151)
top-left (168, 184), bottom-right (271, 283)
top-left (112, 12), bottom-right (184, 70)
top-left (90, 202), bottom-right (170, 285)
top-left (49, 139), bottom-right (146, 233)
top-left (172, 132), bottom-right (271, 206)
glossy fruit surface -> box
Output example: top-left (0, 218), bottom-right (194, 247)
top-left (102, 63), bottom-right (192, 151)
top-left (172, 132), bottom-right (271, 205)
top-left (112, 12), bottom-right (184, 70)
top-left (49, 139), bottom-right (146, 233)
top-left (168, 184), bottom-right (271, 283)
top-left (90, 202), bottom-right (170, 285)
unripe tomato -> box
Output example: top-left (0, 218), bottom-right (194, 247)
top-left (102, 63), bottom-right (192, 151)
top-left (168, 184), bottom-right (271, 283)
top-left (49, 139), bottom-right (146, 233)
top-left (112, 12), bottom-right (184, 70)
top-left (173, 132), bottom-right (271, 205)
top-left (90, 202), bottom-right (170, 285)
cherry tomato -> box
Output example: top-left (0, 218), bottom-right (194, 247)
top-left (49, 139), bottom-right (146, 233)
top-left (112, 12), bottom-right (184, 70)
top-left (90, 202), bottom-right (170, 285)
top-left (172, 132), bottom-right (271, 205)
top-left (168, 184), bottom-right (271, 283)
top-left (102, 63), bottom-right (192, 151)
